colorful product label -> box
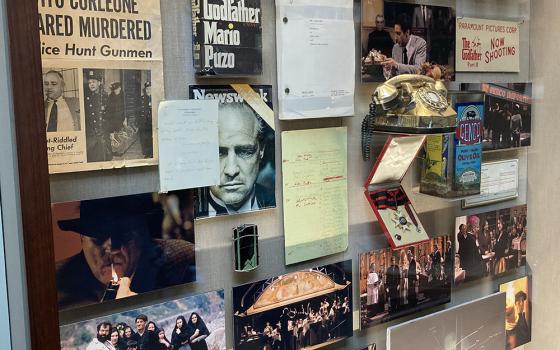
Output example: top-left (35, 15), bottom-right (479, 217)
top-left (454, 102), bottom-right (483, 189)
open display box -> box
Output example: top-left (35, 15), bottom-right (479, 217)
top-left (364, 135), bottom-right (430, 249)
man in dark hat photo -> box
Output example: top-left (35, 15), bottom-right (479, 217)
top-left (54, 193), bottom-right (196, 310)
top-left (138, 80), bottom-right (153, 158)
top-left (106, 81), bottom-right (126, 138)
top-left (84, 69), bottom-right (112, 162)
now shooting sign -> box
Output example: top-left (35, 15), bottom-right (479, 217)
top-left (456, 17), bottom-right (520, 72)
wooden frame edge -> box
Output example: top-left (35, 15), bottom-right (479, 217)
top-left (5, 0), bottom-right (60, 348)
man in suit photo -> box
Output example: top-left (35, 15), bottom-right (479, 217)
top-left (382, 19), bottom-right (427, 76)
top-left (43, 69), bottom-right (80, 132)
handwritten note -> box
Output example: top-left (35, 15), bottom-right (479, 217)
top-left (158, 100), bottom-right (219, 192)
top-left (282, 127), bottom-right (348, 265)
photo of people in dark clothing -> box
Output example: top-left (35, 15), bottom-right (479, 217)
top-left (59, 290), bottom-right (226, 350)
top-left (461, 83), bottom-right (532, 151)
top-left (359, 237), bottom-right (452, 329)
top-left (455, 205), bottom-right (527, 285)
top-left (500, 276), bottom-right (531, 350)
top-left (52, 190), bottom-right (196, 311)
top-left (360, 1), bottom-right (455, 82)
top-left (83, 68), bottom-right (154, 163)
top-left (232, 261), bottom-right (352, 350)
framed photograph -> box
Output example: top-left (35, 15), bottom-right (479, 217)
top-left (59, 289), bottom-right (226, 350)
top-left (232, 260), bottom-right (353, 349)
top-left (359, 236), bottom-right (452, 329)
top-left (52, 190), bottom-right (196, 311)
top-left (500, 276), bottom-right (531, 349)
top-left (361, 1), bottom-right (456, 82)
top-left (386, 293), bottom-right (506, 350)
top-left (461, 83), bottom-right (532, 151)
top-left (455, 205), bottom-right (527, 285)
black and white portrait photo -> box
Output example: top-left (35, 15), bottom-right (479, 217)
top-left (42, 68), bottom-right (81, 132)
top-left (83, 68), bottom-right (154, 163)
top-left (189, 85), bottom-right (276, 219)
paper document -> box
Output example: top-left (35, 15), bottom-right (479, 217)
top-left (282, 127), bottom-right (348, 265)
top-left (276, 0), bottom-right (355, 119)
top-left (158, 100), bottom-right (219, 192)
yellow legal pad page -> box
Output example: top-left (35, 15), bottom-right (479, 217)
top-left (281, 127), bottom-right (348, 265)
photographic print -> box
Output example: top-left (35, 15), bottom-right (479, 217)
top-left (361, 1), bottom-right (456, 82)
top-left (455, 204), bottom-right (527, 285)
top-left (232, 260), bottom-right (353, 350)
top-left (461, 83), bottom-right (532, 151)
top-left (83, 68), bottom-right (154, 162)
top-left (59, 289), bottom-right (226, 350)
top-left (189, 85), bottom-right (276, 219)
top-left (359, 236), bottom-right (452, 329)
top-left (500, 276), bottom-right (531, 349)
top-left (52, 191), bottom-right (196, 311)
top-left (386, 292), bottom-right (506, 350)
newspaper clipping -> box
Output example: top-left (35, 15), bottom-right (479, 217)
top-left (39, 0), bottom-right (163, 173)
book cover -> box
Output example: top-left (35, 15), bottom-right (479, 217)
top-left (191, 0), bottom-right (263, 76)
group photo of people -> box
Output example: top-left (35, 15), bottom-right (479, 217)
top-left (455, 205), bottom-right (528, 285)
top-left (233, 262), bottom-right (353, 350)
top-left (359, 237), bottom-right (453, 328)
top-left (360, 1), bottom-right (456, 82)
top-left (52, 190), bottom-right (196, 310)
top-left (59, 290), bottom-right (226, 350)
top-left (483, 83), bottom-right (532, 150)
top-left (83, 68), bottom-right (154, 163)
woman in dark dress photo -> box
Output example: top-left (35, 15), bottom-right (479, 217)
top-left (156, 328), bottom-right (172, 350)
top-left (171, 316), bottom-right (190, 350)
top-left (187, 312), bottom-right (210, 350)
top-left (110, 327), bottom-right (126, 350)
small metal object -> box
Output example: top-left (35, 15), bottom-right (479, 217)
top-left (283, 17), bottom-right (288, 23)
top-left (285, 87), bottom-right (290, 94)
top-left (233, 224), bottom-right (259, 272)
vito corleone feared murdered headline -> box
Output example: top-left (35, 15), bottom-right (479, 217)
top-left (39, 0), bottom-right (155, 59)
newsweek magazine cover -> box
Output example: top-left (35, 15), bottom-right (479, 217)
top-left (191, 0), bottom-right (263, 76)
top-left (189, 85), bottom-right (276, 219)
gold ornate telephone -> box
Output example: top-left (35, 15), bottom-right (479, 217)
top-left (361, 74), bottom-right (457, 160)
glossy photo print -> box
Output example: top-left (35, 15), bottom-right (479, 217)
top-left (361, 1), bottom-right (456, 82)
top-left (232, 260), bottom-right (353, 350)
top-left (500, 276), bottom-right (531, 349)
top-left (189, 85), bottom-right (276, 219)
top-left (461, 83), bottom-right (532, 151)
top-left (455, 204), bottom-right (527, 285)
top-left (52, 190), bottom-right (196, 311)
top-left (59, 289), bottom-right (225, 350)
top-left (359, 236), bottom-right (452, 329)
top-left (386, 292), bottom-right (506, 350)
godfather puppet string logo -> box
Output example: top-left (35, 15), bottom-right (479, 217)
top-left (38, 0), bottom-right (162, 60)
top-left (192, 0), bottom-right (263, 75)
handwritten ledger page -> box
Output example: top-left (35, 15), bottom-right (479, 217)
top-left (282, 127), bottom-right (348, 265)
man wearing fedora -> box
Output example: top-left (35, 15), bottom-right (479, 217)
top-left (55, 193), bottom-right (196, 310)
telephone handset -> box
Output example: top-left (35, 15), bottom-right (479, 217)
top-left (361, 74), bottom-right (457, 161)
